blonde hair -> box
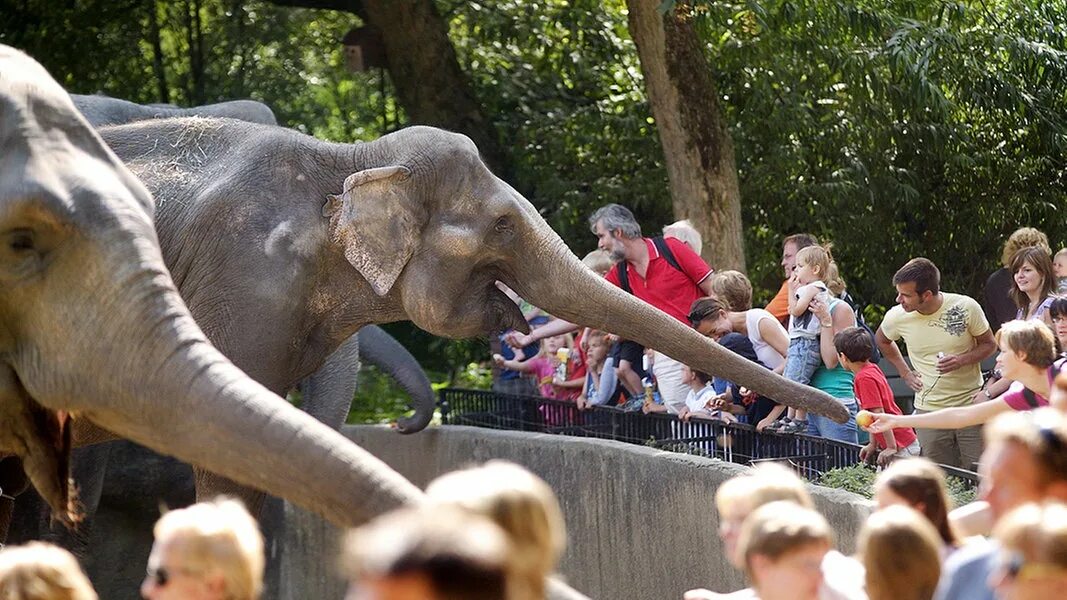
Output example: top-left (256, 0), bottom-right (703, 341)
top-left (715, 462), bottom-right (814, 517)
top-left (994, 502), bottom-right (1067, 568)
top-left (710, 270), bottom-right (754, 311)
top-left (663, 220), bottom-right (703, 256)
top-left (796, 244), bottom-right (846, 296)
top-left (152, 498), bottom-right (264, 600)
top-left (738, 501), bottom-right (832, 579)
top-left (425, 461), bottom-right (565, 600)
top-left (1055, 248), bottom-right (1067, 262)
top-left (985, 409), bottom-right (1067, 487)
top-left (0, 543), bottom-right (97, 600)
top-left (995, 319), bottom-right (1058, 369)
top-left (1001, 227), bottom-right (1051, 268)
top-left (875, 458), bottom-right (958, 547)
top-left (860, 506), bottom-right (942, 600)
top-left (581, 249), bottom-right (614, 277)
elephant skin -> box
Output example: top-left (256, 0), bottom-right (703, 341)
top-left (72, 93), bottom-right (278, 127)
top-left (97, 118), bottom-right (846, 427)
top-left (0, 45), bottom-right (424, 532)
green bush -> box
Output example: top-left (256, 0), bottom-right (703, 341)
top-left (817, 464), bottom-right (977, 507)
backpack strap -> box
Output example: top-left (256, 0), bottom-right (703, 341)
top-left (653, 236), bottom-right (683, 272)
top-left (615, 261), bottom-right (631, 295)
top-left (1021, 358), bottom-right (1066, 408)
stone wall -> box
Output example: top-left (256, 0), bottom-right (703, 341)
top-left (344, 425), bottom-right (872, 600)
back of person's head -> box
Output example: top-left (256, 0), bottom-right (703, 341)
top-left (992, 501), bottom-right (1067, 598)
top-left (985, 409), bottom-right (1067, 495)
top-left (588, 204), bottom-right (641, 239)
top-left (737, 501), bottom-right (832, 580)
top-left (995, 319), bottom-right (1058, 369)
top-left (710, 271), bottom-right (754, 311)
top-left (892, 258), bottom-right (941, 295)
top-left (1001, 227), bottom-right (1051, 268)
top-left (152, 498), bottom-right (264, 600)
top-left (874, 458), bottom-right (958, 547)
top-left (342, 507), bottom-right (512, 600)
top-left (1008, 246), bottom-right (1056, 310)
top-left (833, 326), bottom-right (873, 363)
top-left (425, 461), bottom-right (565, 599)
top-left (0, 542), bottom-right (97, 600)
top-left (663, 220), bottom-right (703, 256)
top-left (715, 462), bottom-right (814, 517)
top-left (859, 505), bottom-right (942, 600)
top-left (783, 233), bottom-right (818, 252)
top-left (580, 249), bottom-right (614, 276)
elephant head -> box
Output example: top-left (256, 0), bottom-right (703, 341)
top-left (0, 45), bottom-right (421, 527)
top-left (323, 126), bottom-right (846, 422)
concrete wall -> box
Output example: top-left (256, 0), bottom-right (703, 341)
top-left (344, 425), bottom-right (872, 600)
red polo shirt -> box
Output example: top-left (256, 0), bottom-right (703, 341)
top-left (604, 237), bottom-right (713, 324)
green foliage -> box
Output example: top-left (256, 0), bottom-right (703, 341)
top-left (347, 365), bottom-right (424, 425)
top-left (817, 464), bottom-right (978, 507)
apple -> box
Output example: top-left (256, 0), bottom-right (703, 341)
top-left (856, 410), bottom-right (875, 429)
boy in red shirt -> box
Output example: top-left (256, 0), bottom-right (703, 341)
top-left (833, 327), bottom-right (920, 466)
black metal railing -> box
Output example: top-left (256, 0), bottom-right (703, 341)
top-left (438, 388), bottom-right (980, 490)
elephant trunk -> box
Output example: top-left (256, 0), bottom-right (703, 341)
top-left (510, 229), bottom-right (848, 422)
top-left (83, 313), bottom-right (424, 527)
top-left (357, 325), bottom-right (435, 434)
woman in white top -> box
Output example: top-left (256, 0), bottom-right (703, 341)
top-left (688, 294), bottom-right (788, 373)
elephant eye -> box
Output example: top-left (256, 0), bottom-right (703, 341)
top-left (493, 216), bottom-right (513, 235)
top-left (7, 230), bottom-right (35, 253)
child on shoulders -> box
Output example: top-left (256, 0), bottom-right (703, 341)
top-left (833, 326), bottom-right (919, 465)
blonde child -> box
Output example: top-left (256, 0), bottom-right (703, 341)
top-left (577, 329), bottom-right (622, 410)
top-left (737, 501), bottom-right (834, 600)
top-left (771, 245), bottom-right (838, 433)
top-left (680, 364), bottom-right (737, 423)
top-left (1055, 248), bottom-right (1067, 294)
top-left (493, 333), bottom-right (573, 399)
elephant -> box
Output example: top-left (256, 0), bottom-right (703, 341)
top-left (95, 116), bottom-right (845, 436)
top-left (0, 45), bottom-right (425, 535)
top-left (71, 93), bottom-right (278, 127)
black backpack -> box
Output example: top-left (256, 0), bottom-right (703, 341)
top-left (837, 290), bottom-right (882, 364)
top-left (1022, 358), bottom-right (1065, 408)
top-left (615, 236), bottom-right (682, 294)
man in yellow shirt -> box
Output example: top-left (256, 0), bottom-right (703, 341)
top-left (876, 258), bottom-right (996, 470)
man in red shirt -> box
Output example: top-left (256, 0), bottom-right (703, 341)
top-left (834, 326), bottom-right (919, 465)
top-left (508, 204), bottom-right (715, 412)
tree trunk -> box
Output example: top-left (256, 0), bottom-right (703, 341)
top-left (266, 0), bottom-right (510, 179)
top-left (147, 0), bottom-right (170, 103)
top-left (625, 0), bottom-right (746, 271)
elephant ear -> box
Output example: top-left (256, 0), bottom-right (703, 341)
top-left (323, 165), bottom-right (421, 297)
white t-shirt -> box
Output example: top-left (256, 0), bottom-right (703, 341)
top-left (789, 280), bottom-right (829, 340)
top-left (745, 308), bottom-right (787, 370)
top-left (684, 384), bottom-right (721, 416)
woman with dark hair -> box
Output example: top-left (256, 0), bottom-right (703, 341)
top-left (1048, 295), bottom-right (1067, 356)
top-left (873, 458), bottom-right (959, 556)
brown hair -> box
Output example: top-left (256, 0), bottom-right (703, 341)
top-left (860, 506), bottom-right (942, 600)
top-left (710, 270), bottom-right (754, 311)
top-left (1001, 227), bottom-right (1051, 268)
top-left (1008, 247), bottom-right (1056, 313)
top-left (834, 326), bottom-right (874, 363)
top-left (875, 458), bottom-right (958, 547)
top-left (783, 233), bottom-right (818, 252)
top-left (738, 501), bottom-right (832, 580)
top-left (688, 297), bottom-right (731, 328)
top-left (893, 258), bottom-right (941, 296)
top-left (995, 319), bottom-right (1058, 369)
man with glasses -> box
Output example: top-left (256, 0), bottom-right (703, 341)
top-left (141, 498), bottom-right (264, 600)
top-left (936, 408), bottom-right (1067, 600)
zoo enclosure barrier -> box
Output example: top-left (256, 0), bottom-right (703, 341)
top-left (437, 388), bottom-right (980, 491)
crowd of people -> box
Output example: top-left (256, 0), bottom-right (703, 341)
top-left (492, 206), bottom-right (1067, 474)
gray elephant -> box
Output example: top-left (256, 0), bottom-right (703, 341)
top-left (0, 45), bottom-right (422, 533)
top-left (71, 93), bottom-right (278, 126)
top-left (96, 117), bottom-right (844, 433)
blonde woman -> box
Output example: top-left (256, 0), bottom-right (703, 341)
top-left (425, 461), bottom-right (565, 600)
top-left (859, 505), bottom-right (942, 600)
top-left (0, 542), bottom-right (97, 600)
top-left (141, 498), bottom-right (264, 600)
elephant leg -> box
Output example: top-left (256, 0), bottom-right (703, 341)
top-left (298, 333), bottom-right (361, 430)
